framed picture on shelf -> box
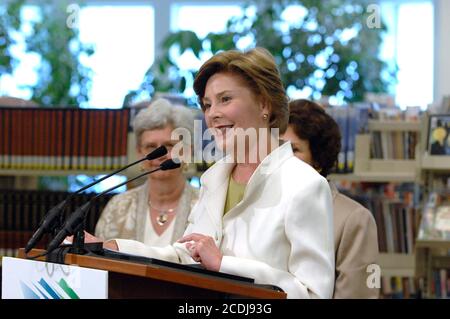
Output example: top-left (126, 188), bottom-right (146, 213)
top-left (427, 114), bottom-right (450, 155)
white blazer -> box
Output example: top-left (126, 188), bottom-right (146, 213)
top-left (116, 142), bottom-right (335, 298)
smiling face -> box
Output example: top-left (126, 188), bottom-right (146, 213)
top-left (202, 72), bottom-right (270, 154)
top-left (137, 125), bottom-right (182, 180)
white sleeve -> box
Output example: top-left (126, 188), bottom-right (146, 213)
top-left (219, 178), bottom-right (335, 299)
top-left (114, 239), bottom-right (194, 263)
top-left (113, 202), bottom-right (202, 264)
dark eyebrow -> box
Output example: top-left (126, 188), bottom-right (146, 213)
top-left (216, 90), bottom-right (233, 98)
top-left (203, 90), bottom-right (233, 102)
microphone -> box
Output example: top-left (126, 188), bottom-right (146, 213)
top-left (46, 158), bottom-right (181, 254)
top-left (25, 145), bottom-right (168, 254)
top-left (160, 158), bottom-right (182, 170)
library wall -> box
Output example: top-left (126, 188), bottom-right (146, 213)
top-left (434, 0), bottom-right (450, 103)
top-left (1, 103), bottom-right (448, 299)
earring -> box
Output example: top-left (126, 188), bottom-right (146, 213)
top-left (263, 114), bottom-right (268, 121)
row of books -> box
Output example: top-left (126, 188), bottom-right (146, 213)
top-left (0, 189), bottom-right (113, 258)
top-left (380, 276), bottom-right (421, 299)
top-left (324, 106), bottom-right (365, 174)
top-left (0, 107), bottom-right (130, 171)
top-left (341, 183), bottom-right (421, 254)
top-left (322, 101), bottom-right (421, 173)
top-left (370, 107), bottom-right (420, 159)
top-left (431, 268), bottom-right (450, 299)
top-left (370, 131), bottom-right (419, 160)
top-left (327, 102), bottom-right (424, 168)
top-left (372, 200), bottom-right (419, 254)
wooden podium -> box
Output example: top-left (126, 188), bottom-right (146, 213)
top-left (18, 249), bottom-right (286, 299)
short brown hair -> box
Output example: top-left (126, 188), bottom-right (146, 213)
top-left (193, 47), bottom-right (289, 133)
top-left (288, 99), bottom-right (341, 177)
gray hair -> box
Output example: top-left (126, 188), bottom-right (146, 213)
top-left (132, 98), bottom-right (196, 146)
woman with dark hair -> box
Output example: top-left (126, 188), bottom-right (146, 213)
top-left (282, 99), bottom-right (379, 299)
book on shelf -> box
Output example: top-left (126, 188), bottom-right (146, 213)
top-left (333, 107), bottom-right (348, 173)
top-left (324, 103), bottom-right (370, 174)
top-left (322, 100), bottom-right (422, 174)
top-left (339, 182), bottom-right (420, 254)
top-left (0, 190), bottom-right (114, 258)
top-left (430, 268), bottom-right (450, 299)
top-left (368, 108), bottom-right (420, 160)
top-left (380, 276), bottom-right (420, 299)
top-left (0, 107), bottom-right (130, 171)
top-left (417, 191), bottom-right (450, 242)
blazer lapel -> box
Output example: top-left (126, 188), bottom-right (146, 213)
top-left (200, 157), bottom-right (235, 233)
top-left (222, 141), bottom-right (294, 220)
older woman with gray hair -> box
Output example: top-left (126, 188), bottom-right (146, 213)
top-left (95, 98), bottom-right (199, 246)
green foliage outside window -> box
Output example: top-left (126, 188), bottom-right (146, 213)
top-left (126, 0), bottom-right (395, 107)
top-left (0, 0), bottom-right (93, 107)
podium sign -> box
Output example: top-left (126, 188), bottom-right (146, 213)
top-left (2, 257), bottom-right (108, 299)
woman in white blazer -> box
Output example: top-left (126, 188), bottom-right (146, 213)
top-left (100, 48), bottom-right (335, 298)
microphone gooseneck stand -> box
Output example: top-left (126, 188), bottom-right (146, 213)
top-left (24, 145), bottom-right (168, 255)
top-left (46, 159), bottom-right (181, 264)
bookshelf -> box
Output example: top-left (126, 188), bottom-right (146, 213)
top-left (0, 105), bottom-right (445, 297)
top-left (332, 118), bottom-right (423, 291)
top-left (368, 120), bottom-right (421, 132)
top-left (415, 214), bottom-right (450, 298)
top-left (0, 107), bottom-right (135, 267)
top-left (413, 113), bottom-right (450, 298)
top-left (0, 132), bottom-right (141, 192)
top-left (421, 155), bottom-right (450, 171)
top-left (0, 132), bottom-right (138, 172)
top-left (0, 107), bottom-right (131, 174)
top-left (0, 189), bottom-right (114, 263)
top-left (379, 253), bottom-right (416, 277)
top-left (418, 113), bottom-right (450, 174)
top-left (416, 239), bottom-right (450, 250)
top-left (328, 172), bottom-right (416, 183)
top-left (352, 112), bottom-right (450, 298)
top-left (353, 134), bottom-right (419, 181)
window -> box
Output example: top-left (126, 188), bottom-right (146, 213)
top-left (380, 1), bottom-right (434, 109)
top-left (0, 5), bottom-right (40, 99)
top-left (0, 4), bottom-right (155, 110)
top-left (3, 1), bottom-right (433, 110)
top-left (75, 5), bottom-right (155, 193)
top-left (169, 4), bottom-right (244, 99)
top-left (172, 4), bottom-right (243, 39)
top-left (78, 5), bottom-right (154, 108)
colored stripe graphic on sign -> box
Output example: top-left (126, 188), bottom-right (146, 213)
top-left (58, 278), bottom-right (80, 299)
